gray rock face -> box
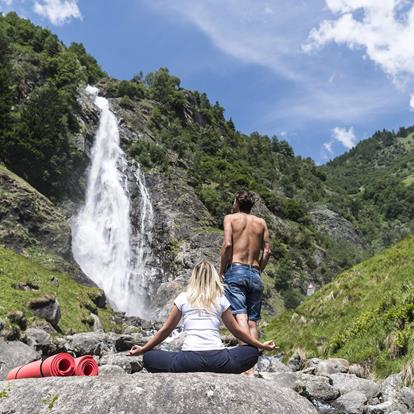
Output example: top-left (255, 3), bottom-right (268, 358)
top-left (24, 328), bottom-right (53, 354)
top-left (256, 356), bottom-right (291, 373)
top-left (294, 373), bottom-right (340, 402)
top-left (99, 353), bottom-right (143, 374)
top-left (0, 373), bottom-right (318, 414)
top-left (309, 206), bottom-right (363, 248)
top-left (0, 340), bottom-right (39, 380)
top-left (333, 390), bottom-right (367, 414)
top-left (98, 364), bottom-right (127, 376)
top-left (330, 373), bottom-right (380, 400)
top-left (307, 358), bottom-right (350, 376)
top-left (28, 296), bottom-right (61, 328)
top-left (55, 332), bottom-right (116, 356)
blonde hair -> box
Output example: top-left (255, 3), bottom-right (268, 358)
top-left (186, 260), bottom-right (224, 311)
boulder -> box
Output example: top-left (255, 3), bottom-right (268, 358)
top-left (99, 364), bottom-right (127, 376)
top-left (294, 373), bottom-right (340, 402)
top-left (28, 295), bottom-right (61, 327)
top-left (0, 373), bottom-right (319, 414)
top-left (24, 328), bottom-right (53, 354)
top-left (330, 373), bottom-right (380, 400)
top-left (288, 350), bottom-right (306, 372)
top-left (259, 372), bottom-right (299, 389)
top-left (0, 340), bottom-right (39, 380)
top-left (257, 356), bottom-right (291, 373)
top-left (99, 353), bottom-right (144, 374)
top-left (55, 332), bottom-right (117, 356)
top-left (333, 390), bottom-right (367, 414)
top-left (380, 374), bottom-right (403, 402)
top-left (308, 358), bottom-right (350, 376)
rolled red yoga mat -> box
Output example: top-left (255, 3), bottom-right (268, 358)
top-left (74, 356), bottom-right (99, 376)
top-left (6, 353), bottom-right (75, 380)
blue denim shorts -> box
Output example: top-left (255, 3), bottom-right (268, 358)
top-left (224, 263), bottom-right (264, 321)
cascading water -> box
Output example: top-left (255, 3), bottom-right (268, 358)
top-left (71, 85), bottom-right (154, 318)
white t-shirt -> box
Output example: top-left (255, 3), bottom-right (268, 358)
top-left (174, 292), bottom-right (231, 351)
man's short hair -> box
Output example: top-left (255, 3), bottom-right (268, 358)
top-left (235, 191), bottom-right (255, 213)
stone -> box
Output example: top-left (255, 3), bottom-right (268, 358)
top-left (24, 328), bottom-right (53, 354)
top-left (0, 320), bottom-right (4, 332)
top-left (294, 373), bottom-right (340, 402)
top-left (257, 356), bottom-right (291, 373)
top-left (114, 333), bottom-right (148, 352)
top-left (288, 349), bottom-right (306, 372)
top-left (259, 372), bottom-right (299, 389)
top-left (329, 373), bottom-right (380, 400)
top-left (381, 373), bottom-right (403, 402)
top-left (0, 373), bottom-right (319, 414)
top-left (56, 332), bottom-right (117, 356)
top-left (310, 358), bottom-right (350, 376)
top-left (28, 295), bottom-right (61, 327)
top-left (333, 390), bottom-right (367, 414)
top-left (99, 352), bottom-right (144, 374)
top-left (99, 364), bottom-right (127, 376)
top-left (0, 340), bottom-right (39, 380)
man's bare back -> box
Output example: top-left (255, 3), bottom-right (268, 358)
top-left (225, 212), bottom-right (267, 268)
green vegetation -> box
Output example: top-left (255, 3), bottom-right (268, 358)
top-left (0, 245), bottom-right (115, 333)
top-left (265, 235), bottom-right (414, 377)
top-left (0, 12), bottom-right (105, 200)
top-left (323, 128), bottom-right (414, 252)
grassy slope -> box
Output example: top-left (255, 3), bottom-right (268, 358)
top-left (265, 235), bottom-right (414, 377)
top-left (0, 245), bottom-right (115, 333)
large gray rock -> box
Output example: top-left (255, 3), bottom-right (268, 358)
top-left (24, 328), bottom-right (53, 355)
top-left (0, 373), bottom-right (318, 414)
top-left (257, 356), bottom-right (291, 373)
top-left (381, 374), bottom-right (403, 402)
top-left (28, 296), bottom-right (61, 328)
top-left (98, 364), bottom-right (127, 377)
top-left (333, 390), bottom-right (367, 414)
top-left (294, 373), bottom-right (340, 402)
top-left (259, 372), bottom-right (299, 389)
top-left (55, 332), bottom-right (117, 356)
top-left (0, 340), bottom-right (39, 380)
top-left (99, 353), bottom-right (143, 374)
top-left (307, 358), bottom-right (350, 376)
top-left (330, 373), bottom-right (380, 400)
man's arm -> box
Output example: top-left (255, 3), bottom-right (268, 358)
top-left (259, 221), bottom-right (271, 272)
top-left (220, 215), bottom-right (233, 276)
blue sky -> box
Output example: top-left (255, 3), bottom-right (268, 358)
top-left (2, 0), bottom-right (414, 164)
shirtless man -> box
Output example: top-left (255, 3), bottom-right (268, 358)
top-left (220, 191), bottom-right (271, 343)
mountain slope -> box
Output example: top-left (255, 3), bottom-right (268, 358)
top-left (265, 235), bottom-right (414, 377)
top-left (322, 128), bottom-right (414, 252)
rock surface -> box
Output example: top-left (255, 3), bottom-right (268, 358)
top-left (0, 373), bottom-right (318, 414)
top-left (0, 340), bottom-right (39, 380)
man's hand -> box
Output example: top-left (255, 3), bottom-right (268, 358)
top-left (128, 345), bottom-right (144, 356)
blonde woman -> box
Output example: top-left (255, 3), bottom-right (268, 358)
top-left (129, 260), bottom-right (275, 373)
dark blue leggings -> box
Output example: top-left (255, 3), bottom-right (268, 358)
top-left (143, 345), bottom-right (260, 374)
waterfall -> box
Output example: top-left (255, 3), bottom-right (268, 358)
top-left (71, 86), bottom-right (154, 318)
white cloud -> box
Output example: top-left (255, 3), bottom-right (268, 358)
top-left (304, 0), bottom-right (414, 85)
top-left (410, 94), bottom-right (414, 111)
top-left (148, 0), bottom-right (325, 81)
top-left (332, 126), bottom-right (356, 149)
top-left (323, 140), bottom-right (334, 153)
top-left (33, 0), bottom-right (82, 25)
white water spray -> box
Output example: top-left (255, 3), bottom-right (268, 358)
top-left (72, 86), bottom-right (154, 318)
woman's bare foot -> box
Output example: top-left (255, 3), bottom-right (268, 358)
top-left (242, 368), bottom-right (255, 377)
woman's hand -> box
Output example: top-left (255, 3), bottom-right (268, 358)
top-left (259, 340), bottom-right (276, 351)
top-left (129, 345), bottom-right (144, 356)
